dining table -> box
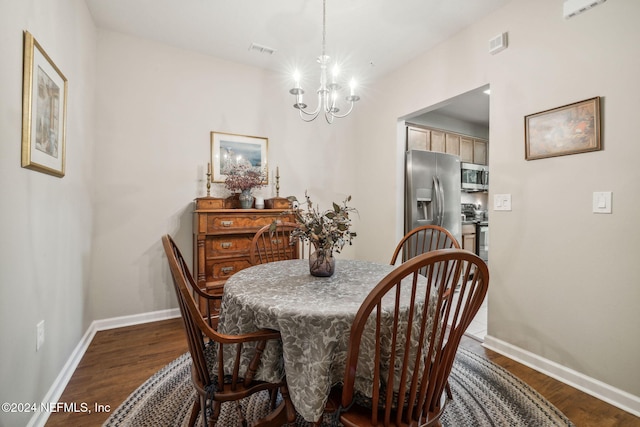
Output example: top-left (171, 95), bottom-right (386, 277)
top-left (217, 258), bottom-right (401, 423)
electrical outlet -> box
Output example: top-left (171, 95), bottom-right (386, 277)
top-left (36, 320), bottom-right (45, 351)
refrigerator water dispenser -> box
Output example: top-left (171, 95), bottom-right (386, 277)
top-left (416, 188), bottom-right (432, 221)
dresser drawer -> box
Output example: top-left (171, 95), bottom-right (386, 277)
top-left (206, 257), bottom-right (252, 281)
top-left (206, 213), bottom-right (286, 233)
top-left (207, 235), bottom-right (253, 257)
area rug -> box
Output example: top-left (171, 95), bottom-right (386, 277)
top-left (103, 348), bottom-right (574, 427)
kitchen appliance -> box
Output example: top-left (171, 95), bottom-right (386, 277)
top-left (478, 222), bottom-right (489, 262)
top-left (405, 150), bottom-right (461, 243)
top-left (461, 162), bottom-right (489, 192)
top-left (461, 203), bottom-right (489, 262)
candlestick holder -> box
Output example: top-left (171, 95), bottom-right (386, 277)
top-left (276, 170), bottom-right (280, 197)
top-left (206, 171), bottom-right (211, 197)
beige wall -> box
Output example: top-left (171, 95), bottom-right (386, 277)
top-left (354, 0), bottom-right (640, 409)
top-left (0, 1), bottom-right (96, 425)
top-left (88, 30), bottom-right (359, 321)
top-left (2, 0), bottom-right (639, 424)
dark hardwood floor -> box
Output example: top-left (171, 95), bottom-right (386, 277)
top-left (45, 318), bottom-right (640, 427)
top-left (45, 318), bottom-right (188, 427)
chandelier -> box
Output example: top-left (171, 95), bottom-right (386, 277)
top-left (289, 0), bottom-right (360, 123)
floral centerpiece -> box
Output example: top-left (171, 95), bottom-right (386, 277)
top-left (223, 163), bottom-right (266, 208)
top-left (288, 192), bottom-right (357, 277)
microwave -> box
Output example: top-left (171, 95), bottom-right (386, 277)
top-left (461, 162), bottom-right (489, 192)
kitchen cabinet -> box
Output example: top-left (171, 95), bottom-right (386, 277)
top-left (445, 133), bottom-right (460, 156)
top-left (406, 124), bottom-right (488, 165)
top-left (473, 140), bottom-right (487, 165)
top-left (192, 197), bottom-right (294, 314)
top-left (430, 130), bottom-right (446, 152)
top-left (462, 223), bottom-right (477, 254)
top-left (460, 137), bottom-right (474, 163)
top-left (407, 126), bottom-right (431, 150)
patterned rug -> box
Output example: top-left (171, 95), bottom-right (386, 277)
top-left (103, 348), bottom-right (574, 427)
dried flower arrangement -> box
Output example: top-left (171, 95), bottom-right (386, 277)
top-left (223, 164), bottom-right (266, 193)
top-left (288, 192), bottom-right (357, 255)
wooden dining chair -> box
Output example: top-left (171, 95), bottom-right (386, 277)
top-left (162, 235), bottom-right (296, 427)
top-left (338, 249), bottom-right (489, 427)
top-left (162, 236), bottom-right (223, 329)
top-left (390, 225), bottom-right (460, 266)
top-left (249, 221), bottom-right (303, 265)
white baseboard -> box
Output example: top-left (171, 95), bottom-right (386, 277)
top-left (483, 334), bottom-right (640, 418)
top-left (27, 308), bottom-right (180, 427)
top-left (92, 308), bottom-right (180, 332)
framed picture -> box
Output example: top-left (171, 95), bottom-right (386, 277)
top-left (210, 131), bottom-right (268, 183)
top-left (524, 97), bottom-right (601, 160)
top-left (21, 31), bottom-right (68, 177)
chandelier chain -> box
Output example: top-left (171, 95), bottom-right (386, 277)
top-left (321, 0), bottom-right (326, 58)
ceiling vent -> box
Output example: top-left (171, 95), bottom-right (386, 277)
top-left (488, 32), bottom-right (508, 55)
top-left (248, 43), bottom-right (277, 55)
top-left (563, 0), bottom-right (607, 19)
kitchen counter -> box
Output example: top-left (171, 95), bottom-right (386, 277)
top-left (462, 219), bottom-right (488, 225)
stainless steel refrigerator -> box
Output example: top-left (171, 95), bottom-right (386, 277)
top-left (405, 150), bottom-right (462, 243)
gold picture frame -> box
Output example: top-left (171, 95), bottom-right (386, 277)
top-left (21, 31), bottom-right (68, 177)
top-left (210, 131), bottom-right (268, 183)
top-left (525, 96), bottom-right (601, 160)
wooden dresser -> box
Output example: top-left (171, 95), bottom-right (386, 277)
top-left (192, 197), bottom-right (294, 298)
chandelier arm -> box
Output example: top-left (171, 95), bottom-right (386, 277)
top-left (297, 91), bottom-right (323, 117)
top-left (324, 112), bottom-right (334, 124)
top-left (300, 110), bottom-right (321, 122)
top-left (326, 101), bottom-right (356, 119)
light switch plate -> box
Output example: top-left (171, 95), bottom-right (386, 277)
top-left (593, 191), bottom-right (612, 214)
top-left (494, 194), bottom-right (512, 211)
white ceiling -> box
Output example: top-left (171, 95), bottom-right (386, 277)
top-left (85, 0), bottom-right (504, 125)
top-left (411, 85), bottom-right (491, 127)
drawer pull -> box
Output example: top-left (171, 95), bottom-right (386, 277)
top-left (221, 266), bottom-right (235, 274)
top-left (220, 242), bottom-right (232, 249)
top-left (221, 221), bottom-right (234, 227)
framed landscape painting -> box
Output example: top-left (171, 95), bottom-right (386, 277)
top-left (524, 97), bottom-right (601, 160)
top-left (210, 132), bottom-right (268, 183)
top-left (21, 31), bottom-right (68, 177)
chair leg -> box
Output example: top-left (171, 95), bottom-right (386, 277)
top-left (199, 395), bottom-right (209, 427)
top-left (188, 397), bottom-right (200, 427)
top-left (235, 401), bottom-right (247, 426)
top-left (209, 400), bottom-right (222, 427)
top-left (281, 385), bottom-right (297, 424)
top-left (253, 386), bottom-right (297, 427)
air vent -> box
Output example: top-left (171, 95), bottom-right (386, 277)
top-left (248, 43), bottom-right (277, 55)
top-left (563, 0), bottom-right (607, 19)
top-left (488, 32), bottom-right (508, 55)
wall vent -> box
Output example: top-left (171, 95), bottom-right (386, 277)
top-left (248, 43), bottom-right (277, 55)
top-left (489, 32), bottom-right (508, 55)
top-left (563, 0), bottom-right (607, 19)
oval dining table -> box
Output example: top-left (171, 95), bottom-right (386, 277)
top-left (217, 258), bottom-right (399, 423)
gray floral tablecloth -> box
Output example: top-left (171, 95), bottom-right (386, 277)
top-left (218, 259), bottom-right (432, 423)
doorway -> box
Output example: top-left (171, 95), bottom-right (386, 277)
top-left (401, 84), bottom-right (490, 340)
